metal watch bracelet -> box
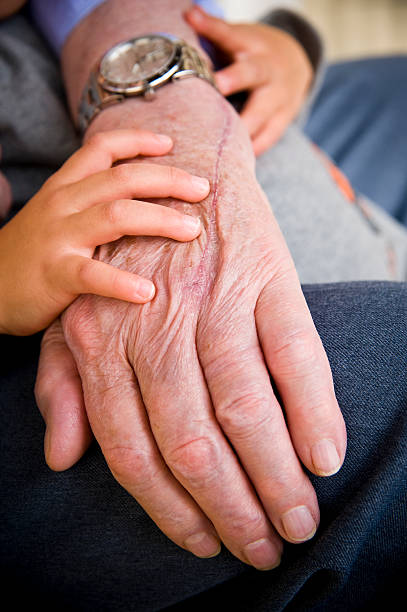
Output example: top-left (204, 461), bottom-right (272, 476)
top-left (78, 39), bottom-right (216, 134)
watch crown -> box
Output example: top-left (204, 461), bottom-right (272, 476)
top-left (143, 86), bottom-right (156, 101)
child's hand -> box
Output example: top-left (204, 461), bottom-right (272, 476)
top-left (0, 129), bottom-right (209, 335)
top-left (186, 5), bottom-right (313, 156)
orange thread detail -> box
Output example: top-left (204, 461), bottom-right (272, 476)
top-left (313, 144), bottom-right (356, 203)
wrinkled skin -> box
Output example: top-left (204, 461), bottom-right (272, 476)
top-left (36, 83), bottom-right (346, 570)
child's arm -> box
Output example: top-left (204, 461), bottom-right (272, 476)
top-left (0, 129), bottom-right (208, 336)
top-left (185, 5), bottom-right (313, 156)
top-left (0, 0), bottom-right (27, 19)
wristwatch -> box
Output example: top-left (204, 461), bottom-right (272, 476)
top-left (78, 34), bottom-right (216, 133)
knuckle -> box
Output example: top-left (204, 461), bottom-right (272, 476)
top-left (270, 329), bottom-right (321, 377)
top-left (165, 206), bottom-right (181, 222)
top-left (108, 267), bottom-right (124, 296)
top-left (46, 187), bottom-right (65, 212)
top-left (236, 62), bottom-right (250, 84)
top-left (152, 206), bottom-right (175, 233)
top-left (63, 298), bottom-right (93, 340)
top-left (105, 199), bottom-right (126, 225)
top-left (41, 173), bottom-right (59, 192)
top-left (264, 474), bottom-right (313, 508)
top-left (35, 327), bottom-right (75, 412)
top-left (34, 373), bottom-right (50, 409)
top-left (167, 164), bottom-right (180, 185)
top-left (76, 257), bottom-right (94, 287)
top-left (85, 132), bottom-right (108, 150)
top-left (167, 164), bottom-right (190, 188)
top-left (252, 59), bottom-right (267, 84)
top-left (111, 163), bottom-right (133, 185)
top-left (107, 446), bottom-right (159, 494)
top-left (166, 436), bottom-right (221, 489)
top-left (40, 321), bottom-right (64, 350)
top-left (62, 295), bottom-right (111, 359)
top-left (271, 255), bottom-right (296, 281)
top-left (215, 390), bottom-right (274, 440)
top-left (228, 511), bottom-right (265, 538)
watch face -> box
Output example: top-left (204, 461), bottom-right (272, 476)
top-left (100, 36), bottom-right (176, 90)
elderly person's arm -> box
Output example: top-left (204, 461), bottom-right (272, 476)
top-left (35, 0), bottom-right (346, 569)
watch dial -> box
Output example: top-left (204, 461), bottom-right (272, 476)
top-left (100, 36), bottom-right (176, 87)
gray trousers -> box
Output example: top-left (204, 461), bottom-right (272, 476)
top-left (1, 283), bottom-right (406, 612)
top-left (306, 56), bottom-right (407, 226)
top-left (1, 15), bottom-right (406, 612)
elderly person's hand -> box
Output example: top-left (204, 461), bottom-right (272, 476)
top-left (34, 0), bottom-right (346, 571)
top-left (36, 86), bottom-right (346, 571)
top-left (185, 5), bottom-right (313, 155)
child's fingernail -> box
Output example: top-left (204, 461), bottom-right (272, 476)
top-left (184, 215), bottom-right (201, 232)
top-left (192, 176), bottom-right (210, 193)
top-left (155, 134), bottom-right (172, 146)
top-left (137, 279), bottom-right (155, 300)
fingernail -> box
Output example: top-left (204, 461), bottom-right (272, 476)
top-left (184, 215), bottom-right (201, 232)
top-left (136, 279), bottom-right (155, 300)
top-left (154, 134), bottom-right (172, 146)
top-left (243, 538), bottom-right (281, 571)
top-left (185, 532), bottom-right (221, 558)
top-left (282, 506), bottom-right (316, 542)
top-left (192, 176), bottom-right (210, 194)
top-left (311, 439), bottom-right (341, 476)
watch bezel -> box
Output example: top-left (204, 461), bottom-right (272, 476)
top-left (98, 35), bottom-right (181, 95)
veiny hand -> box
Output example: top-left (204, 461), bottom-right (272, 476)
top-left (185, 5), bottom-right (313, 155)
top-left (35, 87), bottom-right (346, 571)
top-left (0, 129), bottom-right (209, 335)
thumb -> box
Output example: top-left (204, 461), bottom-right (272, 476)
top-left (185, 5), bottom-right (241, 54)
top-left (35, 319), bottom-right (93, 471)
